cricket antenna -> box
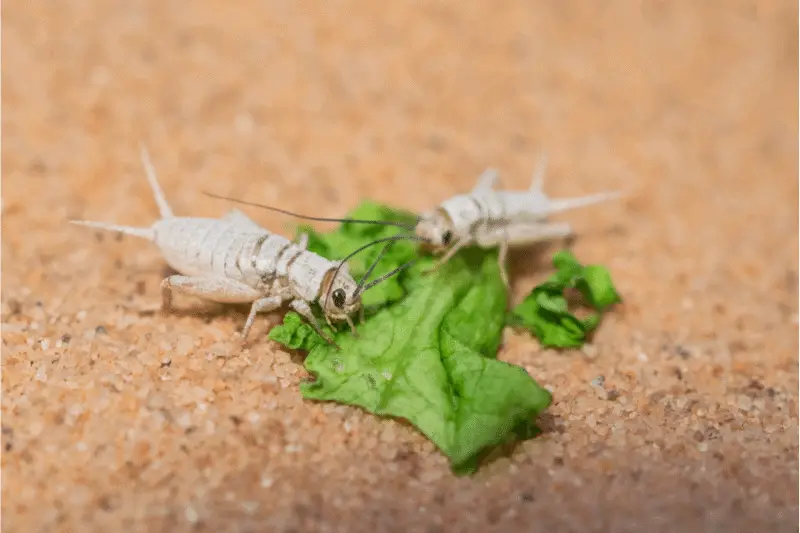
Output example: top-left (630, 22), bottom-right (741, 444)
top-left (353, 240), bottom-right (397, 301)
top-left (358, 259), bottom-right (418, 295)
top-left (324, 233), bottom-right (427, 310)
top-left (203, 191), bottom-right (419, 231)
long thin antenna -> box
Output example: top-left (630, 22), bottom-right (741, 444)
top-left (359, 260), bottom-right (418, 293)
top-left (203, 191), bottom-right (418, 231)
top-left (353, 240), bottom-right (397, 300)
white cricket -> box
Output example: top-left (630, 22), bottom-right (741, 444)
top-left (70, 147), bottom-right (383, 347)
top-left (207, 155), bottom-right (623, 288)
top-left (412, 155), bottom-right (624, 286)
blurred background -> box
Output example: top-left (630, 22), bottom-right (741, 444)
top-left (2, 1), bottom-right (797, 532)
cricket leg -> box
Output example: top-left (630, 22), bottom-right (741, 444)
top-left (475, 221), bottom-right (573, 249)
top-left (345, 315), bottom-right (358, 337)
top-left (497, 240), bottom-right (510, 290)
top-left (241, 295), bottom-right (283, 342)
top-left (321, 312), bottom-right (356, 337)
top-left (290, 299), bottom-right (339, 349)
top-left (161, 275), bottom-right (263, 310)
top-left (475, 221), bottom-right (573, 295)
top-left (423, 239), bottom-right (469, 275)
top-left (160, 275), bottom-right (266, 336)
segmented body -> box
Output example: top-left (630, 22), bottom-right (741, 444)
top-left (412, 161), bottom-right (623, 286)
top-left (153, 216), bottom-right (336, 303)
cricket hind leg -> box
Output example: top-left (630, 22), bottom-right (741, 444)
top-left (160, 275), bottom-right (274, 339)
top-left (475, 221), bottom-right (573, 249)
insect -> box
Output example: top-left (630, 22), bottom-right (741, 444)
top-left (70, 147), bottom-right (413, 347)
top-left (204, 155), bottom-right (623, 289)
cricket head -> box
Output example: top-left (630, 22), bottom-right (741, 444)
top-left (317, 235), bottom-right (422, 340)
top-left (320, 265), bottom-right (362, 324)
top-left (416, 208), bottom-right (455, 252)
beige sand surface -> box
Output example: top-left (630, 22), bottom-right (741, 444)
top-left (2, 1), bottom-right (798, 532)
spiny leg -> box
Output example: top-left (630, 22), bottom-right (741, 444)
top-left (296, 232), bottom-right (309, 250)
top-left (161, 275), bottom-right (263, 309)
top-left (290, 299), bottom-right (339, 348)
top-left (241, 295), bottom-right (283, 342)
top-left (423, 239), bottom-right (469, 275)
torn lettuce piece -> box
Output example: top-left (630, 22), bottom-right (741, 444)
top-left (509, 250), bottom-right (622, 348)
top-left (268, 312), bottom-right (332, 352)
top-left (269, 202), bottom-right (552, 473)
top-left (273, 250), bottom-right (551, 474)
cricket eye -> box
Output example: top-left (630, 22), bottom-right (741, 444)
top-left (332, 288), bottom-right (346, 309)
top-left (442, 231), bottom-right (453, 246)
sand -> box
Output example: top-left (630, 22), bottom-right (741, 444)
top-left (2, 1), bottom-right (798, 532)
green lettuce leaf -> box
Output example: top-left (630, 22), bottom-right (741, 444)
top-left (269, 201), bottom-right (552, 473)
top-left (509, 250), bottom-right (622, 348)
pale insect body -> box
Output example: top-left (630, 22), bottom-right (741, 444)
top-left (414, 156), bottom-right (624, 286)
top-left (70, 147), bottom-right (375, 347)
top-left (205, 155), bottom-right (623, 290)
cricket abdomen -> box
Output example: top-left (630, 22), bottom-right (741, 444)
top-left (151, 217), bottom-right (338, 303)
top-left (152, 217), bottom-right (268, 284)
